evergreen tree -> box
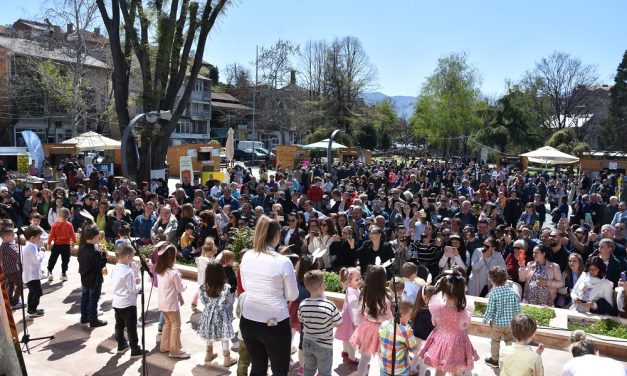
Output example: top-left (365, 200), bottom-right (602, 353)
top-left (599, 50), bottom-right (627, 151)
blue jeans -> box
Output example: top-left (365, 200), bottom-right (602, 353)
top-left (302, 338), bottom-right (333, 376)
top-left (80, 284), bottom-right (102, 322)
top-left (158, 311), bottom-right (164, 331)
top-left (380, 370), bottom-right (409, 376)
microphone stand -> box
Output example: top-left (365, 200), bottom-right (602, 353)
top-left (130, 240), bottom-right (152, 376)
top-left (389, 263), bottom-right (400, 376)
top-left (17, 240), bottom-right (54, 353)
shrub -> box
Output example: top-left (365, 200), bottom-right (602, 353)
top-left (568, 319), bottom-right (627, 340)
top-left (323, 271), bottom-right (343, 293)
top-left (473, 302), bottom-right (555, 326)
top-left (228, 227), bottom-right (253, 262)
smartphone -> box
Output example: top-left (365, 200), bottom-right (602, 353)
top-left (584, 212), bottom-right (592, 225)
top-left (620, 271), bottom-right (627, 282)
top-left (517, 249), bottom-right (526, 264)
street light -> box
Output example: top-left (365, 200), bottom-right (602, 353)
top-left (121, 110), bottom-right (172, 178)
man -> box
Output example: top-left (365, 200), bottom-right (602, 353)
top-left (303, 200), bottom-right (326, 222)
top-left (455, 200), bottom-right (478, 228)
top-left (547, 230), bottom-right (570, 272)
top-left (218, 187), bottom-right (240, 210)
top-left (611, 201), bottom-right (627, 226)
top-left (605, 196), bottom-right (620, 226)
top-left (404, 174), bottom-right (421, 194)
top-left (593, 239), bottom-right (625, 287)
top-left (389, 226), bottom-right (410, 272)
top-left (476, 219), bottom-right (490, 243)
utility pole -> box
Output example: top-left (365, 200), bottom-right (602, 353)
top-left (251, 45), bottom-right (258, 166)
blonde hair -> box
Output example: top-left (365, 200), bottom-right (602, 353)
top-left (220, 250), bottom-right (235, 265)
top-left (252, 215), bottom-right (281, 252)
top-left (201, 237), bottom-right (217, 258)
top-left (339, 267), bottom-right (360, 289)
top-left (59, 207), bottom-right (70, 219)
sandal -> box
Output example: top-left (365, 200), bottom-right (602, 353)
top-left (169, 351), bottom-right (190, 359)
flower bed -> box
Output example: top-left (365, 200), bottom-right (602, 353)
top-left (567, 317), bottom-right (627, 340)
top-left (473, 301), bottom-right (556, 326)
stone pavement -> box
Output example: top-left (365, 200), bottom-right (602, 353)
top-left (16, 256), bottom-right (582, 376)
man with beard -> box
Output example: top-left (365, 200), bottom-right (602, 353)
top-left (547, 229), bottom-right (570, 272)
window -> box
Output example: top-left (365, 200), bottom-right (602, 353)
top-left (176, 119), bottom-right (191, 134)
top-left (14, 128), bottom-right (46, 146)
top-left (194, 79), bottom-right (203, 92)
top-left (192, 120), bottom-right (207, 134)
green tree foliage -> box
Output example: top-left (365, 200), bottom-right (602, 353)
top-left (355, 124), bottom-right (378, 151)
top-left (410, 52), bottom-right (482, 156)
top-left (373, 99), bottom-right (397, 150)
top-left (473, 87), bottom-right (543, 153)
top-left (209, 66), bottom-right (219, 84)
top-left (599, 50), bottom-right (627, 151)
top-left (546, 129), bottom-right (590, 157)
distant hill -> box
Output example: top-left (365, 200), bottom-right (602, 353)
top-left (361, 92), bottom-right (417, 119)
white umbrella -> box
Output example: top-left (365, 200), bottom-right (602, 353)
top-left (62, 131), bottom-right (121, 152)
top-left (225, 128), bottom-right (235, 162)
top-left (301, 139), bottom-right (348, 151)
top-left (520, 146), bottom-right (579, 165)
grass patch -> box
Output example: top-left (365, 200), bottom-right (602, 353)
top-left (568, 319), bottom-right (627, 340)
top-left (473, 302), bottom-right (555, 326)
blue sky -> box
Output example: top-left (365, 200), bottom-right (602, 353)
top-left (3, 0), bottom-right (626, 97)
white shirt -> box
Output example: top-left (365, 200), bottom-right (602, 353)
top-left (158, 268), bottom-right (185, 312)
top-left (240, 248), bottom-right (298, 323)
top-left (210, 186), bottom-right (221, 199)
top-left (562, 354), bottom-right (626, 376)
top-left (111, 263), bottom-right (140, 309)
top-left (21, 241), bottom-right (44, 284)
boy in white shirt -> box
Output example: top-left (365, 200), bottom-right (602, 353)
top-left (111, 243), bottom-right (146, 357)
top-left (22, 226), bottom-right (45, 317)
top-left (401, 262), bottom-right (420, 303)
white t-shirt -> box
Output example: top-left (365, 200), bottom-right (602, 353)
top-left (240, 249), bottom-right (298, 323)
top-left (561, 354), bottom-right (626, 376)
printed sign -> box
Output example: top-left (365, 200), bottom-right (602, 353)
top-left (180, 156), bottom-right (193, 185)
top-left (93, 163), bottom-right (114, 177)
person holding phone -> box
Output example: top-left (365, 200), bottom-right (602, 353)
top-left (329, 226), bottom-right (358, 271)
top-left (438, 234), bottom-right (469, 274)
top-left (518, 245), bottom-right (564, 306)
top-left (570, 256), bottom-right (615, 315)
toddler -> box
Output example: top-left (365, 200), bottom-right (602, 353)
top-left (335, 266), bottom-right (361, 365)
top-left (191, 237), bottom-right (217, 311)
top-left (47, 207), bottom-right (76, 282)
top-left (401, 262), bottom-right (420, 303)
top-left (378, 300), bottom-right (418, 376)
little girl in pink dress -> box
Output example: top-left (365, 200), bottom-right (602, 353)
top-left (335, 267), bottom-right (361, 365)
top-left (419, 269), bottom-right (479, 376)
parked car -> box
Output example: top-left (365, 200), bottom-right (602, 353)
top-left (233, 148), bottom-right (266, 161)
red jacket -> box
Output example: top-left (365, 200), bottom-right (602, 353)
top-left (307, 185), bottom-right (324, 202)
top-left (48, 220), bottom-right (76, 246)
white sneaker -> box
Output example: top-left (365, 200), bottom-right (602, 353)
top-left (48, 274), bottom-right (54, 282)
top-left (60, 274), bottom-right (68, 282)
top-left (97, 310), bottom-right (104, 316)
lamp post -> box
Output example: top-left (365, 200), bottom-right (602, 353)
top-left (121, 110), bottom-right (172, 178)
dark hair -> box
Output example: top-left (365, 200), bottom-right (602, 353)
top-left (511, 313), bottom-right (537, 341)
top-left (435, 269), bottom-right (467, 311)
top-left (184, 222), bottom-right (195, 231)
top-left (361, 265), bottom-right (391, 318)
top-left (296, 255), bottom-right (318, 285)
top-left (155, 243), bottom-right (176, 274)
top-left (569, 330), bottom-right (596, 357)
top-left (202, 259), bottom-right (226, 298)
top-left (24, 225), bottom-right (43, 240)
top-left (536, 244), bottom-right (551, 257)
top-left (411, 285), bottom-right (436, 321)
top-left (81, 225), bottom-right (100, 246)
top-left (586, 256), bottom-right (607, 279)
top-left (117, 223), bottom-right (131, 237)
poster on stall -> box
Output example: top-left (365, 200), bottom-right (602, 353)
top-left (16, 155), bottom-right (29, 173)
top-left (93, 163), bottom-right (114, 177)
top-left (180, 156), bottom-right (193, 185)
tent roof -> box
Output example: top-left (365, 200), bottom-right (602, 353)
top-left (302, 139), bottom-right (348, 151)
top-left (520, 146), bottom-right (579, 165)
top-left (62, 131), bottom-right (121, 152)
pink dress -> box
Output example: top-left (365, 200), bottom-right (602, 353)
top-left (335, 287), bottom-right (360, 341)
top-left (418, 295), bottom-right (479, 373)
top-left (349, 297), bottom-right (392, 356)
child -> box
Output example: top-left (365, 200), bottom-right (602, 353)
top-left (298, 270), bottom-right (342, 376)
top-left (77, 225), bottom-right (108, 327)
top-left (191, 237), bottom-right (217, 311)
top-left (114, 223), bottom-right (132, 247)
top-left (197, 259), bottom-right (237, 367)
top-left (155, 241), bottom-right (190, 358)
top-left (499, 313), bottom-right (544, 376)
top-left (378, 300), bottom-right (419, 376)
top-left (47, 207), bottom-right (76, 282)
top-left (409, 285), bottom-right (437, 376)
top-left (482, 266), bottom-right (521, 368)
top-left (0, 222), bottom-right (22, 309)
top-left (22, 226), bottom-right (45, 317)
top-left (401, 262), bottom-right (420, 303)
top-left (290, 255), bottom-right (318, 375)
top-left (111, 242), bottom-right (147, 357)
top-left (180, 222), bottom-right (195, 261)
top-left (335, 266), bottom-right (361, 365)
top-left (29, 213), bottom-right (49, 278)
top-left (217, 250), bottom-right (237, 294)
top-left (418, 269), bottom-right (479, 376)
top-left (350, 265), bottom-right (393, 376)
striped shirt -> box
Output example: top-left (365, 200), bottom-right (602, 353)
top-left (482, 285), bottom-right (521, 327)
top-left (298, 296), bottom-right (342, 348)
top-left (379, 319), bottom-right (418, 375)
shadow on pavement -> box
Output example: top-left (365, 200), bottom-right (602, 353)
top-left (90, 351), bottom-right (140, 376)
top-left (42, 323), bottom-right (92, 361)
top-left (62, 287), bottom-right (83, 315)
top-left (191, 363), bottom-right (231, 375)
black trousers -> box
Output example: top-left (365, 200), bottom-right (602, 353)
top-left (6, 272), bottom-right (22, 306)
top-left (26, 280), bottom-right (42, 312)
top-left (48, 244), bottom-right (71, 274)
top-left (114, 306), bottom-right (139, 350)
top-left (240, 316), bottom-right (291, 376)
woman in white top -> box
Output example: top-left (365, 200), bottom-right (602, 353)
top-left (239, 215), bottom-right (298, 376)
top-left (562, 330), bottom-right (626, 376)
top-left (570, 256), bottom-right (615, 315)
top-left (306, 217), bottom-right (337, 269)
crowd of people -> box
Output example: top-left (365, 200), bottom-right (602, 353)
top-left (1, 155), bottom-right (627, 375)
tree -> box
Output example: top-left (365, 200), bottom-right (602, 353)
top-left (373, 99), bottom-right (397, 150)
top-left (599, 50), bottom-right (627, 151)
top-left (546, 128), bottom-right (590, 157)
top-left (299, 39), bottom-right (327, 101)
top-left (521, 51), bottom-right (598, 131)
top-left (473, 86), bottom-right (543, 153)
top-left (96, 0), bottom-right (228, 181)
top-left (410, 52), bottom-right (482, 157)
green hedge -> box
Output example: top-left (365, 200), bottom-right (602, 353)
top-left (323, 271), bottom-right (343, 293)
top-left (474, 302), bottom-right (556, 326)
top-left (568, 319), bottom-right (627, 340)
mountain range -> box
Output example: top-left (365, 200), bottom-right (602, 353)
top-left (361, 92), bottom-right (417, 119)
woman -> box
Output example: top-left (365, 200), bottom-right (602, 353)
top-left (356, 225), bottom-right (394, 270)
top-left (329, 226), bottom-right (358, 271)
top-left (569, 256), bottom-right (615, 315)
top-left (175, 203), bottom-right (199, 239)
top-left (557, 253), bottom-right (584, 308)
top-left (306, 217), bottom-right (337, 269)
top-left (279, 212), bottom-right (306, 253)
top-left (467, 237), bottom-right (506, 297)
top-left (110, 190), bottom-right (122, 206)
top-left (438, 234), bottom-right (469, 274)
top-left (105, 203), bottom-right (132, 240)
top-left (239, 216), bottom-right (298, 376)
top-left (518, 244), bottom-right (564, 306)
top-left (335, 213), bottom-right (349, 234)
top-left (569, 201), bottom-right (585, 226)
top-left (174, 188), bottom-right (189, 206)
top-left (562, 330), bottom-right (626, 376)
top-left (47, 197), bottom-right (66, 227)
top-left (518, 203), bottom-right (540, 227)
top-left (95, 201), bottom-right (109, 233)
top-left (414, 224), bottom-right (442, 280)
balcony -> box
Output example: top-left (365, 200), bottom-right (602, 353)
top-left (191, 90), bottom-right (212, 102)
top-left (186, 109), bottom-right (211, 119)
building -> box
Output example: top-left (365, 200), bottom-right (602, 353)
top-left (0, 19), bottom-right (111, 146)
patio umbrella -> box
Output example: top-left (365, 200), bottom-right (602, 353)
top-left (225, 128), bottom-right (235, 162)
top-left (520, 146), bottom-right (579, 165)
top-left (301, 139), bottom-right (348, 151)
top-left (62, 131), bottom-right (121, 152)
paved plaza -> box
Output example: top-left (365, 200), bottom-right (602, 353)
top-left (13, 257), bottom-right (587, 376)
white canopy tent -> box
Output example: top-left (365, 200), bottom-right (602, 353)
top-left (301, 139), bottom-right (348, 151)
top-left (520, 146), bottom-right (579, 165)
top-left (62, 131), bottom-right (121, 152)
